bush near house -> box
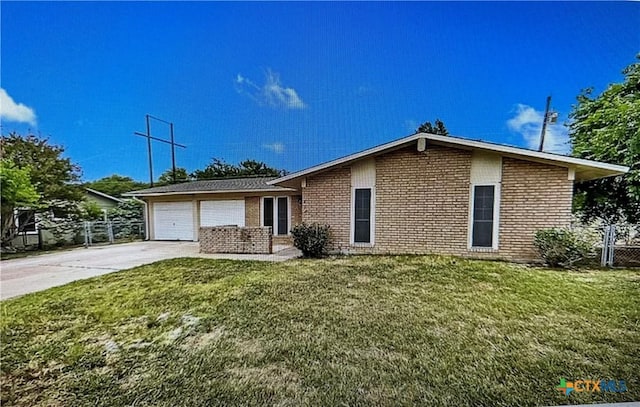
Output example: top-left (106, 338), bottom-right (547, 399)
top-left (291, 222), bottom-right (331, 258)
top-left (534, 227), bottom-right (597, 268)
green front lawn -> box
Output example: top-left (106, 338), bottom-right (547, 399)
top-left (1, 256), bottom-right (638, 406)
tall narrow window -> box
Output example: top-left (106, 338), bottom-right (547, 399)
top-left (354, 188), bottom-right (371, 243)
top-left (472, 185), bottom-right (495, 247)
top-left (263, 198), bottom-right (274, 230)
top-left (277, 197), bottom-right (288, 235)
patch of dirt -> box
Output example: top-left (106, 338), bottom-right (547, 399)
top-left (226, 365), bottom-right (299, 392)
top-left (356, 275), bottom-right (372, 284)
top-left (181, 326), bottom-right (226, 350)
top-left (119, 371), bottom-right (151, 390)
top-left (232, 337), bottom-right (265, 358)
top-left (160, 314), bottom-right (203, 344)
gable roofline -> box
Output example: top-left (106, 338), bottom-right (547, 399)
top-left (85, 188), bottom-right (123, 203)
top-left (268, 133), bottom-right (629, 185)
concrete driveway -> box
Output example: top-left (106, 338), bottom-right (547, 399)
top-left (1, 241), bottom-right (299, 300)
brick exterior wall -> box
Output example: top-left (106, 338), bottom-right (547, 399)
top-left (300, 145), bottom-right (574, 262)
top-left (497, 158), bottom-right (573, 261)
top-left (245, 197), bottom-right (260, 227)
top-left (375, 145), bottom-right (472, 255)
top-left (303, 167), bottom-right (352, 251)
top-left (291, 195), bottom-right (302, 227)
top-left (199, 226), bottom-right (272, 254)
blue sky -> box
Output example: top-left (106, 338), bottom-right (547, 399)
top-left (1, 2), bottom-right (638, 182)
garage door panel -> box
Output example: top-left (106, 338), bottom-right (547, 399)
top-left (200, 200), bottom-right (245, 227)
top-left (153, 202), bottom-right (194, 241)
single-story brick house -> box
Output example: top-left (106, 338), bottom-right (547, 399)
top-left (127, 133), bottom-right (628, 261)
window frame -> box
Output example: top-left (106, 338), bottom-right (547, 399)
top-left (350, 186), bottom-right (375, 246)
top-left (260, 196), bottom-right (291, 236)
top-left (468, 183), bottom-right (500, 251)
top-left (15, 209), bottom-right (38, 234)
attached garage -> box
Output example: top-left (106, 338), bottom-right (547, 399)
top-left (200, 200), bottom-right (245, 227)
top-left (153, 201), bottom-right (194, 241)
top-left (126, 177), bottom-right (302, 242)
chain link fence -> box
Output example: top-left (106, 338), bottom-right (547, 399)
top-left (32, 220), bottom-right (146, 249)
top-left (601, 223), bottom-right (640, 267)
top-left (81, 220), bottom-right (146, 247)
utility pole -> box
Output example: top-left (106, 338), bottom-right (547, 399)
top-left (538, 96), bottom-right (558, 152)
top-left (538, 96), bottom-right (552, 152)
top-left (134, 115), bottom-right (185, 186)
top-left (145, 114), bottom-right (154, 186)
top-left (170, 122), bottom-right (176, 183)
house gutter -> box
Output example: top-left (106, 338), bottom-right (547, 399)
top-left (122, 188), bottom-right (297, 198)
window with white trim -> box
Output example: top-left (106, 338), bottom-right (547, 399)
top-left (262, 196), bottom-right (289, 235)
top-left (353, 188), bottom-right (372, 243)
top-left (471, 185), bottom-right (495, 248)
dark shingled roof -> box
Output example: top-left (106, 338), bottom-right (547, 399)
top-left (125, 177), bottom-right (292, 196)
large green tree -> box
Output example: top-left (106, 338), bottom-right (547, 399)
top-left (1, 133), bottom-right (84, 205)
top-left (569, 56), bottom-right (640, 223)
top-left (1, 133), bottom-right (84, 244)
top-left (85, 174), bottom-right (148, 197)
top-left (2, 133), bottom-right (83, 205)
top-left (0, 159), bottom-right (40, 244)
top-left (191, 158), bottom-right (284, 180)
top-left (416, 119), bottom-right (449, 135)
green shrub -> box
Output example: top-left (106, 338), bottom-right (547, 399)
top-left (291, 223), bottom-right (331, 258)
top-left (534, 228), bottom-right (596, 268)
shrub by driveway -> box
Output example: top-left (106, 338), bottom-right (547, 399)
top-left (1, 256), bottom-right (638, 406)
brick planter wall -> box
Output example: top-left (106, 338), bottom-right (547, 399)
top-left (199, 226), bottom-right (272, 254)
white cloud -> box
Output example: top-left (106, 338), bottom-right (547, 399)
top-left (0, 88), bottom-right (37, 126)
top-left (507, 103), bottom-right (570, 154)
top-left (262, 142), bottom-right (285, 154)
top-left (236, 69), bottom-right (306, 110)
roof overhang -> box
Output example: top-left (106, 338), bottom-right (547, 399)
top-left (85, 187), bottom-right (123, 203)
top-left (269, 133), bottom-right (629, 187)
top-left (123, 187), bottom-right (297, 198)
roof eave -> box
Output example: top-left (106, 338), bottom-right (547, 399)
top-left (268, 133), bottom-right (629, 185)
top-left (123, 187), bottom-right (297, 197)
top-left (267, 134), bottom-right (421, 185)
top-left (424, 133), bottom-right (629, 178)
top-left (85, 188), bottom-right (123, 203)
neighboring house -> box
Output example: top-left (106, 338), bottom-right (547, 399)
top-left (85, 188), bottom-right (123, 211)
top-left (8, 188), bottom-right (123, 249)
top-left (127, 133), bottom-right (628, 261)
top-left (85, 188), bottom-right (123, 221)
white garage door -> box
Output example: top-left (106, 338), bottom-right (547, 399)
top-left (153, 202), bottom-right (194, 241)
top-left (200, 200), bottom-right (245, 227)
